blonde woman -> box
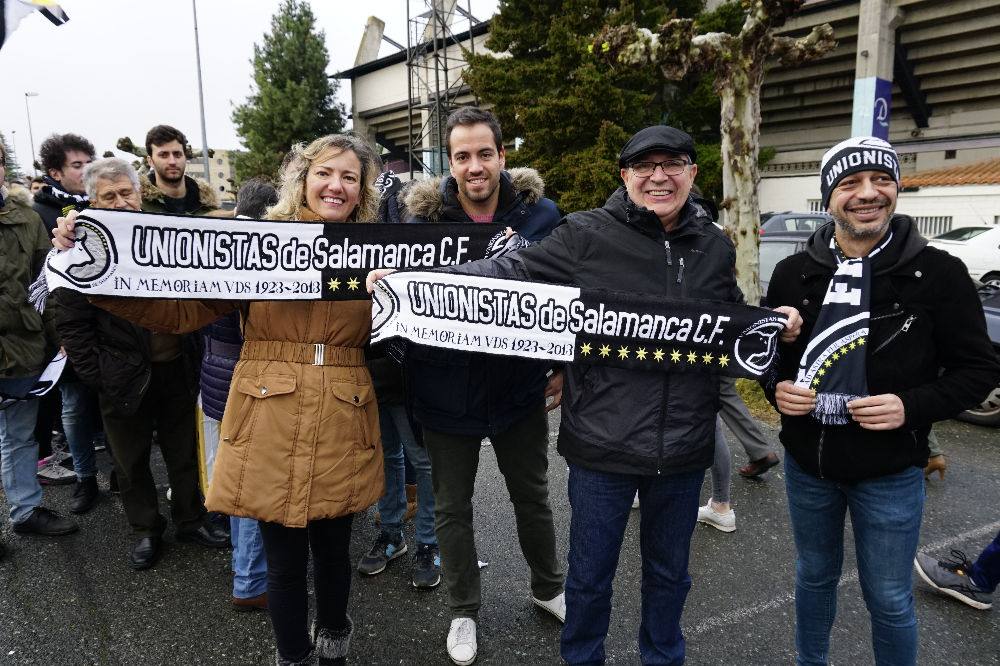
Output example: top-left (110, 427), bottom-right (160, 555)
top-left (54, 134), bottom-right (384, 665)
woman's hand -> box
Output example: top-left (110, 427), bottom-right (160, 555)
top-left (366, 269), bottom-right (397, 293)
top-left (52, 209), bottom-right (80, 251)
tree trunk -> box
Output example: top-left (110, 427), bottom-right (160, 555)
top-left (718, 57), bottom-right (766, 306)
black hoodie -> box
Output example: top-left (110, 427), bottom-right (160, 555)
top-left (765, 215), bottom-right (1000, 482)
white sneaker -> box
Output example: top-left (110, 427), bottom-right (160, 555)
top-left (632, 492), bottom-right (640, 509)
top-left (697, 501), bottom-right (736, 532)
top-left (531, 591), bottom-right (566, 623)
top-left (446, 617), bottom-right (477, 665)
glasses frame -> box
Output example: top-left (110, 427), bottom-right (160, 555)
top-left (629, 159), bottom-right (690, 178)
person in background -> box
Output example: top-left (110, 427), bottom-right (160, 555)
top-left (140, 124), bottom-right (218, 216)
top-left (51, 158), bottom-right (228, 571)
top-left (915, 529), bottom-right (1000, 611)
top-left (359, 170), bottom-right (441, 590)
top-left (0, 137), bottom-right (79, 541)
top-left (200, 178), bottom-right (278, 612)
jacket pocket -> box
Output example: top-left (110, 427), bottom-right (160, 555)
top-left (329, 381), bottom-right (377, 449)
top-left (224, 374), bottom-right (297, 444)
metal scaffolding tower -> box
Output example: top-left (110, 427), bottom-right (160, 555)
top-left (405, 0), bottom-right (480, 179)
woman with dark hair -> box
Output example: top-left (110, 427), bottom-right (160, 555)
top-left (55, 134), bottom-right (385, 665)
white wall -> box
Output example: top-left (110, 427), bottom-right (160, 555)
top-left (897, 185), bottom-right (1000, 228)
top-left (759, 175), bottom-right (821, 213)
top-left (760, 176), bottom-right (1000, 229)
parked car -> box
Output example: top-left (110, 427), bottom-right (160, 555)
top-left (759, 232), bottom-right (808, 304)
top-left (933, 226), bottom-right (993, 242)
top-left (957, 283), bottom-right (1000, 427)
top-left (927, 225), bottom-right (1000, 286)
top-left (760, 211), bottom-right (833, 237)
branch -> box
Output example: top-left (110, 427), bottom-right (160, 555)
top-left (592, 20), bottom-right (729, 80)
top-left (769, 23), bottom-right (836, 66)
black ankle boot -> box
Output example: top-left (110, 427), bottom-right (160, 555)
top-left (70, 476), bottom-right (100, 514)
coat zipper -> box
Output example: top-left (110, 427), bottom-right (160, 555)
top-left (676, 257), bottom-right (685, 284)
top-left (872, 314), bottom-right (917, 355)
top-left (656, 237), bottom-right (674, 474)
top-left (817, 426), bottom-right (826, 479)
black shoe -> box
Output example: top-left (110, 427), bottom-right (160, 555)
top-left (177, 522), bottom-right (230, 549)
top-left (70, 476), bottom-right (100, 514)
top-left (108, 469), bottom-right (120, 495)
top-left (0, 537), bottom-right (6, 561)
top-left (412, 543), bottom-right (442, 589)
top-left (130, 535), bottom-right (163, 570)
top-left (12, 507), bottom-right (79, 536)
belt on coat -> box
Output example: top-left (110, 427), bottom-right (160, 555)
top-left (240, 341), bottom-right (365, 367)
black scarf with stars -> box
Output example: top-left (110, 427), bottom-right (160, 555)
top-left (794, 231), bottom-right (893, 425)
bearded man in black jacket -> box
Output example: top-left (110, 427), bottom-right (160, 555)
top-left (767, 136), bottom-right (1000, 666)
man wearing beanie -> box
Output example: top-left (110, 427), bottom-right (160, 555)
top-left (375, 124), bottom-right (803, 664)
top-left (765, 136), bottom-right (1000, 665)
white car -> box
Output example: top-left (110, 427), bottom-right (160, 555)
top-left (927, 226), bottom-right (1000, 286)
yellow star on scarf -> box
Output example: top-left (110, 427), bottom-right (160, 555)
top-left (718, 354), bottom-right (729, 368)
top-left (823, 359), bottom-right (832, 368)
top-left (839, 345), bottom-right (848, 354)
top-left (702, 352), bottom-right (714, 364)
top-left (670, 349), bottom-right (681, 363)
top-left (686, 351), bottom-right (697, 364)
top-left (849, 341), bottom-right (857, 350)
top-left (580, 343), bottom-right (592, 356)
top-left (636, 348), bottom-right (648, 360)
top-left (857, 337), bottom-right (866, 346)
top-left (817, 368), bottom-right (826, 376)
top-left (832, 352), bottom-right (841, 360)
top-left (812, 377), bottom-right (821, 387)
top-left (654, 349), bottom-right (666, 362)
top-left (618, 346), bottom-right (630, 360)
top-left (599, 345), bottom-right (611, 358)
top-left (347, 277), bottom-right (360, 290)
top-left (327, 278), bottom-right (340, 291)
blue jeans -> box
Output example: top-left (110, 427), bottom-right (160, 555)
top-left (60, 380), bottom-right (96, 478)
top-left (562, 463), bottom-right (704, 666)
top-left (785, 455), bottom-right (924, 666)
top-left (377, 404), bottom-right (435, 545)
top-left (0, 399), bottom-right (44, 524)
top-left (970, 529), bottom-right (1000, 592)
top-left (231, 516), bottom-right (268, 598)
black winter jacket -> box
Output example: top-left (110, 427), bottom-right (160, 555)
top-left (32, 178), bottom-right (86, 235)
top-left (402, 168), bottom-right (562, 436)
top-left (50, 288), bottom-right (202, 415)
top-left (443, 188), bottom-right (742, 475)
top-left (765, 215), bottom-right (1000, 482)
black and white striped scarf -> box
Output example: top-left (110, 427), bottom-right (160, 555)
top-left (794, 231), bottom-right (893, 424)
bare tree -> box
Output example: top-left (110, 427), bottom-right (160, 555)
top-left (595, 0), bottom-right (835, 304)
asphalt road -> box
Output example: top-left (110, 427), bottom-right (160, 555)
top-left (1, 415), bottom-right (998, 665)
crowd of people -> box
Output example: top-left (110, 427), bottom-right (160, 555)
top-left (1, 107), bottom-right (999, 666)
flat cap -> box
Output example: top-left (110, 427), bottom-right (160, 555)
top-left (618, 125), bottom-right (696, 167)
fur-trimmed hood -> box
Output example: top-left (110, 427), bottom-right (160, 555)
top-left (402, 167), bottom-right (545, 223)
top-left (0, 184), bottom-right (32, 209)
top-left (140, 173), bottom-right (219, 211)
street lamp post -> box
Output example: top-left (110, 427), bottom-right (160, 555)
top-left (191, 0), bottom-right (211, 186)
top-left (24, 92), bottom-right (39, 176)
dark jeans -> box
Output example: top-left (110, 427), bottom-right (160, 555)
top-left (259, 516), bottom-right (354, 662)
top-left (970, 529), bottom-right (1000, 593)
top-left (561, 463), bottom-right (704, 666)
top-left (100, 358), bottom-right (204, 537)
top-left (424, 406), bottom-right (564, 619)
top-left (785, 455), bottom-right (924, 666)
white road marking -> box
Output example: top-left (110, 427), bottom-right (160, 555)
top-left (684, 519), bottom-right (1000, 636)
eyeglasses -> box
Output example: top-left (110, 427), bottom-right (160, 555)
top-left (630, 159), bottom-right (689, 177)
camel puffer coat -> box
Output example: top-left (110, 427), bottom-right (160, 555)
top-left (93, 221), bottom-right (382, 528)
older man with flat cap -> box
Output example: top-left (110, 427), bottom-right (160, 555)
top-left (371, 124), bottom-right (801, 664)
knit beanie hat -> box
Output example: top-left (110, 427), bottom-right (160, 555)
top-left (819, 136), bottom-right (900, 208)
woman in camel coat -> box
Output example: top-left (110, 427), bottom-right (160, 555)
top-left (58, 134), bottom-right (384, 665)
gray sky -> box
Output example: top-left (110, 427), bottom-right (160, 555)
top-left (0, 0), bottom-right (497, 173)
